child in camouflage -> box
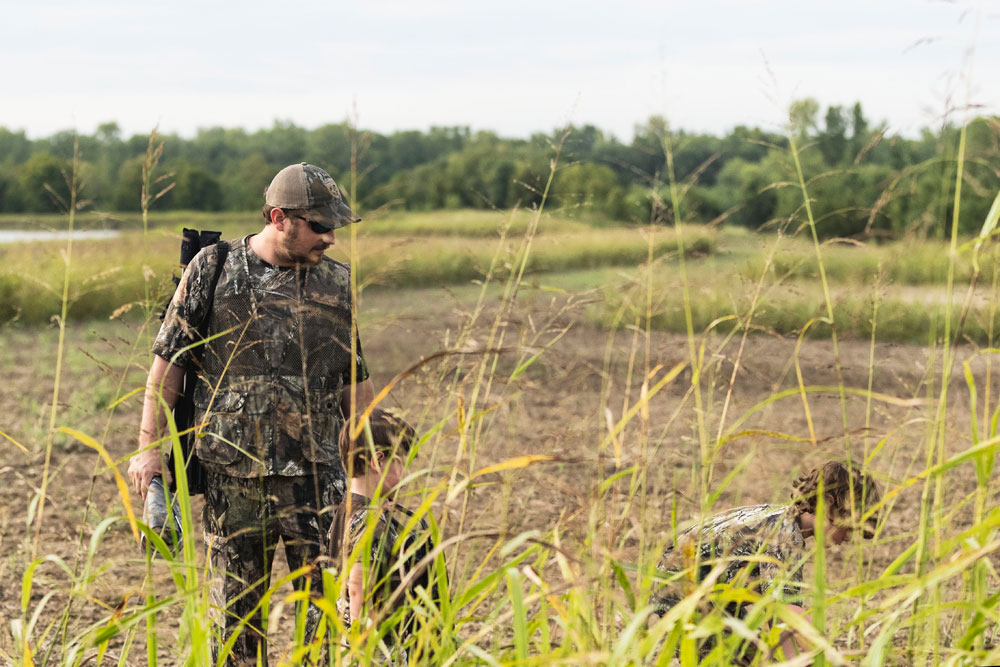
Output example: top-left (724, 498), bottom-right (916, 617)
top-left (328, 407), bottom-right (441, 660)
top-left (649, 460), bottom-right (883, 663)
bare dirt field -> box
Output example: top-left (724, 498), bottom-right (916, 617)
top-left (1, 282), bottom-right (997, 663)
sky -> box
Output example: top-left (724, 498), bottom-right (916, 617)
top-left (1, 0), bottom-right (998, 142)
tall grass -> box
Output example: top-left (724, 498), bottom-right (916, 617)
top-left (2, 110), bottom-right (1000, 667)
top-left (0, 219), bottom-right (715, 325)
top-left (31, 137), bottom-right (83, 560)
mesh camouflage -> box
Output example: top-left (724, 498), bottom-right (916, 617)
top-left (650, 504), bottom-right (806, 663)
top-left (154, 235), bottom-right (369, 478)
top-left (153, 234), bottom-right (368, 665)
top-left (651, 505), bottom-right (805, 616)
top-left (651, 504), bottom-right (805, 615)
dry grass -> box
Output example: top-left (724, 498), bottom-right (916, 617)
top-left (2, 125), bottom-right (1000, 666)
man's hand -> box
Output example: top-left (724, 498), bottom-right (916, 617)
top-left (129, 447), bottom-right (163, 500)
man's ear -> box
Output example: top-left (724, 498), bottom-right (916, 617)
top-left (270, 207), bottom-right (288, 231)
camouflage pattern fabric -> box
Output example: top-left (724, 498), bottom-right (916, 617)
top-left (203, 471), bottom-right (343, 667)
top-left (264, 163), bottom-right (360, 229)
top-left (329, 493), bottom-right (438, 660)
top-left (154, 235), bottom-right (369, 478)
top-left (651, 504), bottom-right (805, 615)
top-left (296, 164), bottom-right (360, 228)
top-left (650, 504), bottom-right (806, 663)
top-left (153, 235), bottom-right (367, 664)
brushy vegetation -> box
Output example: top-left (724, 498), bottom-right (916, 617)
top-left (2, 113), bottom-right (1000, 667)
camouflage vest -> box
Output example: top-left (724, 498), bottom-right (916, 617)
top-left (192, 236), bottom-right (356, 477)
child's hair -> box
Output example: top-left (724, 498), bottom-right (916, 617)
top-left (339, 407), bottom-right (417, 476)
top-left (790, 461), bottom-right (883, 538)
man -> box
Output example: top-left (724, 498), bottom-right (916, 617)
top-left (649, 460), bottom-right (883, 664)
top-left (128, 162), bottom-right (375, 665)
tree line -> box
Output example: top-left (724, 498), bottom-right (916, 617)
top-left (0, 101), bottom-right (997, 239)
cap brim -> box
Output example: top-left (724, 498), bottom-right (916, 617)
top-left (304, 199), bottom-right (361, 230)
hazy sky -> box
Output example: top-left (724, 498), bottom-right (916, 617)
top-left (2, 0), bottom-right (997, 141)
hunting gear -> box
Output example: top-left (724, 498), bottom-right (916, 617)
top-left (129, 163), bottom-right (374, 667)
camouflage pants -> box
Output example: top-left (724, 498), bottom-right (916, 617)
top-left (203, 470), bottom-right (345, 667)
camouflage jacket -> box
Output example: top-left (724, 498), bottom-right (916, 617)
top-left (650, 504), bottom-right (806, 617)
top-left (330, 493), bottom-right (438, 640)
top-left (153, 235), bottom-right (369, 478)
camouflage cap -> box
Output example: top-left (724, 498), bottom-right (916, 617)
top-left (264, 163), bottom-right (361, 229)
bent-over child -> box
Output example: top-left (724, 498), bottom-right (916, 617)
top-left (650, 460), bottom-right (883, 663)
top-left (329, 408), bottom-right (443, 661)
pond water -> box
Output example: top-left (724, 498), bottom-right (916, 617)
top-left (0, 229), bottom-right (121, 244)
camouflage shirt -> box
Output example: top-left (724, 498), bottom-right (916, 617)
top-left (153, 235), bottom-right (369, 478)
top-left (330, 494), bottom-right (438, 642)
top-left (650, 504), bottom-right (806, 617)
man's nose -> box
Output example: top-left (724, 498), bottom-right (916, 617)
top-left (319, 230), bottom-right (336, 245)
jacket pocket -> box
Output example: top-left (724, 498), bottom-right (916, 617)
top-left (194, 388), bottom-right (273, 466)
top-left (299, 390), bottom-right (342, 464)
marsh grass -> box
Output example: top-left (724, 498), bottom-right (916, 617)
top-left (0, 217), bottom-right (715, 325)
top-left (603, 278), bottom-right (1000, 345)
top-left (2, 110), bottom-right (1000, 667)
top-left (0, 208), bottom-right (595, 236)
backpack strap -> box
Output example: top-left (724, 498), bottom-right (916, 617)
top-left (168, 239), bottom-right (229, 495)
top-left (196, 240), bottom-right (229, 342)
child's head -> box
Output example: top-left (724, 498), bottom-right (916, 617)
top-left (339, 408), bottom-right (417, 490)
top-left (791, 461), bottom-right (883, 541)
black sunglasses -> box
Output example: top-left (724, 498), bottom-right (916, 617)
top-left (288, 214), bottom-right (334, 235)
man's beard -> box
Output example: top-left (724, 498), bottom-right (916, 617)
top-left (281, 221), bottom-right (328, 266)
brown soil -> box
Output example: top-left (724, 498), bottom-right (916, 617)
top-left (1, 284), bottom-right (997, 664)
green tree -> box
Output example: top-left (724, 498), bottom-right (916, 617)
top-left (19, 153), bottom-right (69, 212)
top-left (89, 121), bottom-right (126, 206)
top-left (0, 128), bottom-right (32, 165)
top-left (629, 116), bottom-right (669, 182)
top-left (808, 163), bottom-right (894, 237)
top-left (171, 162), bottom-right (223, 210)
top-left (672, 133), bottom-right (723, 186)
top-left (847, 102), bottom-right (870, 162)
top-left (549, 162), bottom-right (621, 213)
top-left (112, 157), bottom-right (145, 212)
top-left (818, 105), bottom-right (848, 166)
top-left (712, 157), bottom-right (779, 228)
top-left (222, 153), bottom-right (275, 211)
top-left (256, 120), bottom-right (308, 167)
top-left (0, 165), bottom-right (24, 212)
